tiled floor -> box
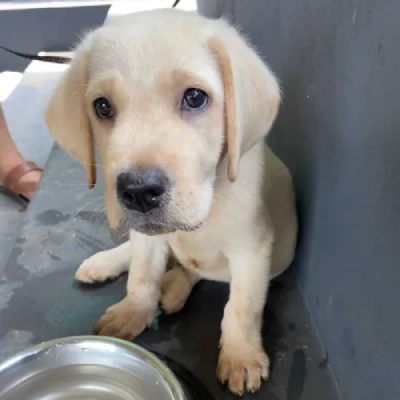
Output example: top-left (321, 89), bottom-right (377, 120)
top-left (0, 64), bottom-right (66, 270)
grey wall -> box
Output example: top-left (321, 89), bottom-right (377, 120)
top-left (197, 1), bottom-right (400, 399)
top-left (0, 5), bottom-right (110, 72)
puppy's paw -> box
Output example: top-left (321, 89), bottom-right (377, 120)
top-left (75, 252), bottom-right (124, 284)
top-left (94, 297), bottom-right (155, 340)
top-left (217, 343), bottom-right (269, 395)
top-left (160, 267), bottom-right (193, 314)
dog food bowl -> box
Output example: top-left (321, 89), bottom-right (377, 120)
top-left (0, 336), bottom-right (205, 400)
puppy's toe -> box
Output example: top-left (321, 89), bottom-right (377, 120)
top-left (217, 343), bottom-right (269, 395)
top-left (75, 254), bottom-right (118, 284)
top-left (160, 268), bottom-right (193, 314)
top-left (94, 298), bottom-right (155, 340)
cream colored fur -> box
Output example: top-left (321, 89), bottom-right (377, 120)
top-left (45, 9), bottom-right (298, 395)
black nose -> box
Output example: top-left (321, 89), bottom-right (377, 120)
top-left (117, 169), bottom-right (170, 213)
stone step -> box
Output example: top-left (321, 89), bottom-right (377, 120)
top-left (0, 145), bottom-right (340, 400)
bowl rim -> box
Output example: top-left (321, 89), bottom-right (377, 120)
top-left (0, 335), bottom-right (187, 400)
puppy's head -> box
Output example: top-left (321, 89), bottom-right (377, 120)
top-left (45, 9), bottom-right (280, 236)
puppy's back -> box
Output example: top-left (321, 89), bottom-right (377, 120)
top-left (263, 146), bottom-right (298, 278)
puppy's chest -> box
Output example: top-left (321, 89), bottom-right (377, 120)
top-left (168, 234), bottom-right (229, 280)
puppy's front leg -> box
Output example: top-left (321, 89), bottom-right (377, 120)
top-left (94, 231), bottom-right (169, 340)
top-left (75, 241), bottom-right (131, 283)
top-left (217, 240), bottom-right (272, 395)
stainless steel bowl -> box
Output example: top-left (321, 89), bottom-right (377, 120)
top-left (0, 336), bottom-right (188, 400)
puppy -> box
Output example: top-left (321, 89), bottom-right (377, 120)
top-left (45, 8), bottom-right (298, 395)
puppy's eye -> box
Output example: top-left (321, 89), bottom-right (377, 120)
top-left (182, 88), bottom-right (208, 111)
top-left (93, 97), bottom-right (114, 119)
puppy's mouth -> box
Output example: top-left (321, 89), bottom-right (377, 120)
top-left (115, 214), bottom-right (203, 237)
top-left (112, 173), bottom-right (212, 237)
top-left (135, 222), bottom-right (200, 236)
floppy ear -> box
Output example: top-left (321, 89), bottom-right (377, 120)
top-left (208, 26), bottom-right (281, 182)
top-left (44, 38), bottom-right (96, 188)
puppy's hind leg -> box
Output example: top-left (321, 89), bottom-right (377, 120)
top-left (75, 241), bottom-right (131, 284)
top-left (160, 264), bottom-right (200, 314)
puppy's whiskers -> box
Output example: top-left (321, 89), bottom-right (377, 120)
top-left (71, 196), bottom-right (104, 220)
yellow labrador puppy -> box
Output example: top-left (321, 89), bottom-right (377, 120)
top-left (45, 8), bottom-right (298, 395)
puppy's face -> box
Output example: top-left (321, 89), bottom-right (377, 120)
top-left (45, 10), bottom-right (280, 235)
top-left (87, 27), bottom-right (225, 234)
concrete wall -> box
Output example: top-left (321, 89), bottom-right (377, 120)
top-left (0, 5), bottom-right (110, 72)
top-left (197, 1), bottom-right (400, 399)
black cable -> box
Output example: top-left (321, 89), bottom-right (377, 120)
top-left (0, 1), bottom-right (182, 65)
top-left (0, 45), bottom-right (71, 64)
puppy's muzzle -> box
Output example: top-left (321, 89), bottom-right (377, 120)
top-left (117, 168), bottom-right (171, 213)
